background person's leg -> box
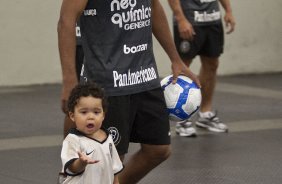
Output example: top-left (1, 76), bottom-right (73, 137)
top-left (195, 56), bottom-right (227, 132)
top-left (174, 58), bottom-right (198, 137)
top-left (199, 56), bottom-right (219, 112)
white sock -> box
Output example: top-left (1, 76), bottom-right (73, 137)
top-left (199, 111), bottom-right (214, 118)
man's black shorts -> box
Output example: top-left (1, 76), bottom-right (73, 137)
top-left (103, 87), bottom-right (171, 155)
top-left (174, 23), bottom-right (224, 59)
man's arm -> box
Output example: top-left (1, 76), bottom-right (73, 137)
top-left (151, 0), bottom-right (200, 87)
top-left (219, 0), bottom-right (235, 34)
top-left (57, 0), bottom-right (87, 112)
top-left (168, 0), bottom-right (195, 40)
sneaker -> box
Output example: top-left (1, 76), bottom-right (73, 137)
top-left (175, 120), bottom-right (197, 137)
top-left (195, 111), bottom-right (228, 133)
top-left (57, 172), bottom-right (66, 184)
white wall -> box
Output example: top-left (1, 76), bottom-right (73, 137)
top-left (0, 0), bottom-right (61, 86)
top-left (156, 0), bottom-right (282, 77)
top-left (0, 0), bottom-right (281, 86)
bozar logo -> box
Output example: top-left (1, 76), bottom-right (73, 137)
top-left (123, 43), bottom-right (148, 54)
top-left (110, 0), bottom-right (151, 30)
top-left (108, 127), bottom-right (121, 145)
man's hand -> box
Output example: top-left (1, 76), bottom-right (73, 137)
top-left (224, 12), bottom-right (235, 34)
top-left (178, 18), bottom-right (195, 40)
top-left (60, 76), bottom-right (77, 114)
top-left (171, 60), bottom-right (201, 88)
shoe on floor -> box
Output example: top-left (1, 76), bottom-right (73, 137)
top-left (195, 111), bottom-right (228, 133)
top-left (175, 120), bottom-right (197, 137)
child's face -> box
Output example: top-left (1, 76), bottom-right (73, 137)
top-left (69, 96), bottom-right (105, 136)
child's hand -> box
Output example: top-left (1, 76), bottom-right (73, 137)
top-left (78, 151), bottom-right (99, 165)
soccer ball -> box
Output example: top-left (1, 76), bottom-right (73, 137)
top-left (161, 75), bottom-right (201, 121)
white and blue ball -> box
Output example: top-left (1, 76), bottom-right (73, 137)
top-left (161, 75), bottom-right (201, 121)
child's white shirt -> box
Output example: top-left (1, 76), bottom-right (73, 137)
top-left (61, 128), bottom-right (123, 184)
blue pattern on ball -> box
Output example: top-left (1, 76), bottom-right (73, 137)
top-left (162, 76), bottom-right (200, 120)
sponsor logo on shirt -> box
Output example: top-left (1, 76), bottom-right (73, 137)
top-left (123, 43), bottom-right (148, 54)
top-left (86, 149), bottom-right (95, 155)
top-left (200, 0), bottom-right (216, 3)
top-left (194, 10), bottom-right (221, 22)
top-left (84, 9), bottom-right (97, 16)
top-left (76, 23), bottom-right (81, 37)
top-left (113, 66), bottom-right (157, 88)
top-left (110, 0), bottom-right (151, 30)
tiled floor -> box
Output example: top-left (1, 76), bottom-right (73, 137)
top-left (0, 73), bottom-right (281, 184)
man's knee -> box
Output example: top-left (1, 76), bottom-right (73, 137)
top-left (152, 145), bottom-right (171, 161)
top-left (141, 144), bottom-right (171, 163)
top-left (201, 56), bottom-right (219, 72)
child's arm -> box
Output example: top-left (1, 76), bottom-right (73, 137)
top-left (113, 175), bottom-right (119, 184)
top-left (68, 151), bottom-right (99, 173)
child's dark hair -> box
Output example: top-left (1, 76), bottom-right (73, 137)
top-left (67, 83), bottom-right (107, 113)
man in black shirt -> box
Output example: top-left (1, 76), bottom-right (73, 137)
top-left (58, 0), bottom-right (200, 183)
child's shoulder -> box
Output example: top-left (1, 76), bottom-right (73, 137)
top-left (64, 129), bottom-right (83, 142)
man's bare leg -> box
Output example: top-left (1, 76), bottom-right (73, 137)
top-left (119, 144), bottom-right (171, 184)
top-left (198, 56), bottom-right (219, 112)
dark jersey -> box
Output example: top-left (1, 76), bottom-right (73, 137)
top-left (175, 0), bottom-right (222, 26)
top-left (76, 19), bottom-right (82, 46)
top-left (80, 0), bottom-right (160, 96)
